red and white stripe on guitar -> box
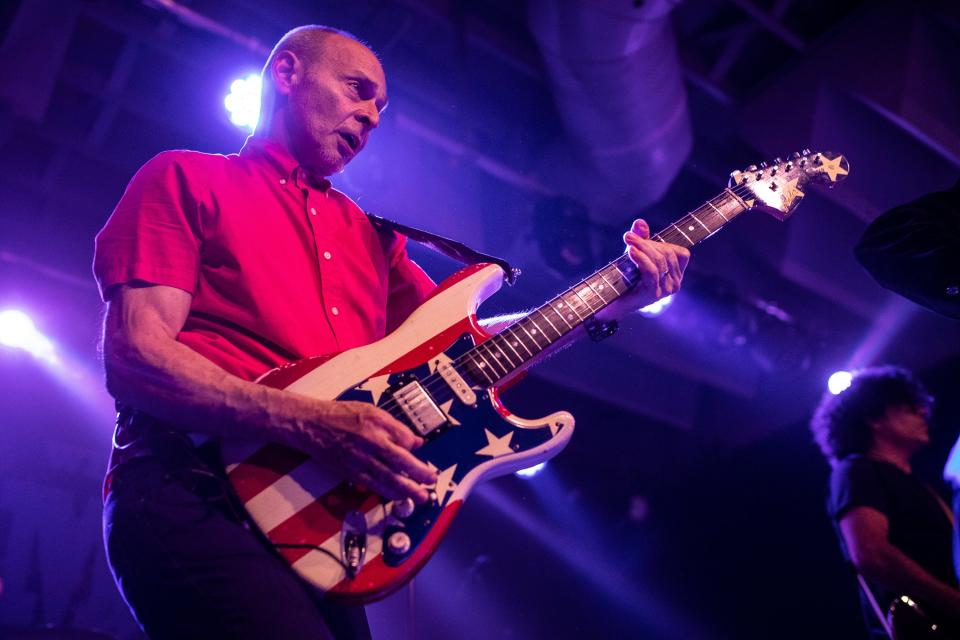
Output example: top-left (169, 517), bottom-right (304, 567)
top-left (221, 263), bottom-right (575, 602)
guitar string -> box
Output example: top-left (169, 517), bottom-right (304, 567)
top-left (371, 252), bottom-right (642, 416)
top-left (373, 180), bottom-right (768, 419)
top-left (370, 179), bottom-right (777, 420)
top-left (370, 180), bottom-right (764, 420)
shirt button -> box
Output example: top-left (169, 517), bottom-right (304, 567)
top-left (323, 251), bottom-right (332, 260)
top-left (311, 207), bottom-right (317, 216)
top-left (279, 178), bottom-right (287, 185)
top-left (331, 306), bottom-right (340, 316)
top-left (946, 285), bottom-right (959, 296)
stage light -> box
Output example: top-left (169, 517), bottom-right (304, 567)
top-left (639, 294), bottom-right (674, 317)
top-left (0, 309), bottom-right (56, 363)
top-left (224, 73), bottom-right (261, 131)
top-left (828, 370), bottom-right (853, 395)
top-left (515, 462), bottom-right (547, 479)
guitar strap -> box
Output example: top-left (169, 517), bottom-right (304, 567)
top-left (366, 211), bottom-right (520, 285)
top-left (856, 573), bottom-right (895, 639)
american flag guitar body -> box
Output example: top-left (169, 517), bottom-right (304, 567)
top-left (220, 151), bottom-right (848, 604)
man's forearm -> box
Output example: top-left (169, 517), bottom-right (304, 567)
top-left (103, 310), bottom-right (309, 444)
top-left (863, 544), bottom-right (960, 617)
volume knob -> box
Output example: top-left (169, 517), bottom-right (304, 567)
top-left (387, 531), bottom-right (412, 555)
top-left (393, 497), bottom-right (415, 518)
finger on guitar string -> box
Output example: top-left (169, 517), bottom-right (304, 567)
top-left (624, 226), bottom-right (690, 297)
top-left (625, 232), bottom-right (669, 275)
top-left (675, 243), bottom-right (692, 272)
top-left (666, 244), bottom-right (691, 295)
top-left (663, 251), bottom-right (681, 295)
top-left (626, 245), bottom-right (664, 297)
top-left (350, 456), bottom-right (431, 503)
top-left (349, 407), bottom-right (437, 486)
top-left (631, 218), bottom-right (651, 238)
top-left (377, 439), bottom-right (439, 485)
top-left (293, 399), bottom-right (437, 503)
top-left (370, 406), bottom-right (424, 451)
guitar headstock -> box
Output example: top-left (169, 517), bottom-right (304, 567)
top-left (728, 150), bottom-right (849, 221)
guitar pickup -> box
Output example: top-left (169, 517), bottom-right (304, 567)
top-left (392, 380), bottom-right (447, 436)
top-left (435, 361), bottom-right (476, 406)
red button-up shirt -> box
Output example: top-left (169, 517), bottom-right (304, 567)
top-left (94, 137), bottom-right (436, 381)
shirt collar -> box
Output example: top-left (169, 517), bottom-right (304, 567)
top-left (240, 136), bottom-right (332, 192)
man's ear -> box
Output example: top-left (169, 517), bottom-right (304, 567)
top-left (271, 50), bottom-right (300, 96)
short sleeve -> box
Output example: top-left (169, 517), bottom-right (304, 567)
top-left (383, 231), bottom-right (436, 333)
top-left (93, 151), bottom-right (203, 301)
top-left (828, 458), bottom-right (890, 522)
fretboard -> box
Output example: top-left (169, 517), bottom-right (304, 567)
top-left (455, 188), bottom-right (752, 387)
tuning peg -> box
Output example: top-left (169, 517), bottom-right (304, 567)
top-left (746, 164), bottom-right (758, 171)
top-left (774, 157), bottom-right (783, 165)
top-left (729, 170), bottom-right (747, 186)
top-left (759, 161), bottom-right (768, 169)
top-left (802, 148), bottom-right (811, 156)
top-left (791, 152), bottom-right (801, 159)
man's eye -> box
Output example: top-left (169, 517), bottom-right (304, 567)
top-left (347, 80), bottom-right (360, 91)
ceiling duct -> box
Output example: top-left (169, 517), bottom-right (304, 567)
top-left (528, 0), bottom-right (691, 221)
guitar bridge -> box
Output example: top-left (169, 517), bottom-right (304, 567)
top-left (392, 380), bottom-right (447, 436)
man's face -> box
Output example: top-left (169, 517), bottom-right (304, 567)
top-left (285, 35), bottom-right (388, 177)
top-left (875, 403), bottom-right (931, 450)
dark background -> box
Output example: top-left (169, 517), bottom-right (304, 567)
top-left (1, 0), bottom-right (958, 638)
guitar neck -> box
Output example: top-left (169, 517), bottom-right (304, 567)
top-left (457, 188), bottom-right (753, 387)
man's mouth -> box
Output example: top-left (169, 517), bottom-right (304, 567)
top-left (339, 132), bottom-right (360, 152)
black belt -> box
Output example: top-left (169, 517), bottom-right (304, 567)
top-left (103, 406), bottom-right (221, 502)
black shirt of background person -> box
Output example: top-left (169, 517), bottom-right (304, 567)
top-left (854, 179), bottom-right (960, 319)
top-left (830, 455), bottom-right (956, 630)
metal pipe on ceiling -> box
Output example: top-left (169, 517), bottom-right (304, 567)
top-left (527, 0), bottom-right (692, 220)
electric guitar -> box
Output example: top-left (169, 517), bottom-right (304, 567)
top-left (221, 150), bottom-right (850, 603)
top-left (890, 594), bottom-right (953, 639)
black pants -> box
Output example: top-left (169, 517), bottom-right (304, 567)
top-left (103, 433), bottom-right (370, 640)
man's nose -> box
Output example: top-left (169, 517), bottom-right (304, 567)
top-left (358, 102), bottom-right (380, 129)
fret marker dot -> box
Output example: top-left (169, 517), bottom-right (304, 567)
top-left (688, 225), bottom-right (695, 231)
top-left (531, 329), bottom-right (538, 335)
top-left (511, 341), bottom-right (518, 347)
top-left (478, 361), bottom-right (487, 368)
top-left (598, 285), bottom-right (604, 290)
top-left (567, 314), bottom-right (574, 321)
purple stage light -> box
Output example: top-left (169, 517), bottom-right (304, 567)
top-left (224, 73), bottom-right (261, 131)
top-left (827, 370), bottom-right (853, 395)
top-left (0, 309), bottom-right (56, 363)
top-left (638, 294), bottom-right (674, 317)
top-left (515, 461), bottom-right (547, 479)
